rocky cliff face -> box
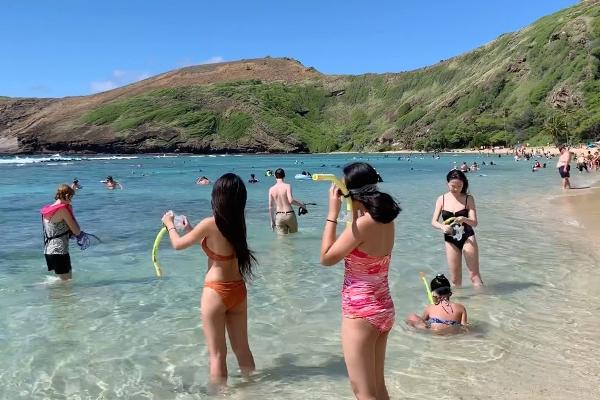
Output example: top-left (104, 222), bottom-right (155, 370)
top-left (0, 58), bottom-right (323, 154)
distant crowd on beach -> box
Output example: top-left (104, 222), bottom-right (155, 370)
top-left (505, 143), bottom-right (600, 189)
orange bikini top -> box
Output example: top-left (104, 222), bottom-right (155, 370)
top-left (201, 237), bottom-right (235, 261)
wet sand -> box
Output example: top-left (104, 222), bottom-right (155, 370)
top-left (470, 184), bottom-right (600, 399)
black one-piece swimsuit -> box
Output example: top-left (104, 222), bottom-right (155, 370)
top-left (441, 194), bottom-right (475, 250)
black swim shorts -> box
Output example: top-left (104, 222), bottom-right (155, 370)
top-left (558, 165), bottom-right (570, 178)
top-left (45, 254), bottom-right (72, 275)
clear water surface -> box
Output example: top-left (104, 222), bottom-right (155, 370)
top-left (1, 153), bottom-right (599, 399)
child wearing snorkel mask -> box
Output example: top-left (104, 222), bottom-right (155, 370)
top-left (407, 274), bottom-right (468, 331)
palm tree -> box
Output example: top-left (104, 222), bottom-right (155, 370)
top-left (543, 113), bottom-right (569, 145)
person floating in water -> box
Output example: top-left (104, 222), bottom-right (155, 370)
top-left (40, 184), bottom-right (82, 281)
top-left (70, 178), bottom-right (82, 190)
top-left (268, 168), bottom-right (305, 234)
top-left (248, 173), bottom-right (259, 183)
top-left (196, 176), bottom-right (211, 185)
top-left (104, 176), bottom-right (123, 190)
top-left (532, 160), bottom-right (542, 172)
top-left (407, 274), bottom-right (468, 330)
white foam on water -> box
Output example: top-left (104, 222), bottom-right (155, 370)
top-left (86, 156), bottom-right (139, 160)
top-left (0, 155), bottom-right (81, 164)
top-left (37, 276), bottom-right (64, 286)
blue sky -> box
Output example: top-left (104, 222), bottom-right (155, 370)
top-left (1, 0), bottom-right (578, 98)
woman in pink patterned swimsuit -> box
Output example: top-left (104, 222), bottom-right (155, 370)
top-left (320, 162), bottom-right (401, 400)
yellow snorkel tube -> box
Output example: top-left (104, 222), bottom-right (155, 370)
top-left (312, 173), bottom-right (353, 226)
top-left (419, 272), bottom-right (434, 305)
top-left (443, 216), bottom-right (456, 225)
top-left (151, 227), bottom-right (166, 277)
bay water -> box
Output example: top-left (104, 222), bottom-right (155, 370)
top-left (1, 153), bottom-right (599, 399)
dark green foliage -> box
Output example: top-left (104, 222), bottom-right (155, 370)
top-left (218, 113), bottom-right (253, 140)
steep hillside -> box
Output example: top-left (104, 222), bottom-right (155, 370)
top-left (2, 1), bottom-right (600, 154)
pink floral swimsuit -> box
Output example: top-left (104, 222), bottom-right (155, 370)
top-left (342, 248), bottom-right (395, 332)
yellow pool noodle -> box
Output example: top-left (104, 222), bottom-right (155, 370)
top-left (312, 174), bottom-right (353, 225)
top-left (151, 227), bottom-right (166, 277)
top-left (419, 272), bottom-right (434, 304)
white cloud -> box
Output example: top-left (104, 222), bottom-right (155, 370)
top-left (90, 80), bottom-right (118, 93)
top-left (199, 56), bottom-right (224, 65)
top-left (112, 69), bottom-right (127, 78)
top-left (89, 69), bottom-right (152, 94)
top-left (135, 72), bottom-right (151, 81)
top-left (177, 56), bottom-right (225, 68)
top-left (176, 58), bottom-right (195, 68)
top-left (89, 58), bottom-right (225, 94)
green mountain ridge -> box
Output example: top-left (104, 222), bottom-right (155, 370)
top-left (1, 1), bottom-right (600, 154)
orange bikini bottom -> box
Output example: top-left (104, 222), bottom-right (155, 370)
top-left (204, 280), bottom-right (247, 310)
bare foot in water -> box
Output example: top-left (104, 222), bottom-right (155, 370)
top-left (472, 276), bottom-right (484, 287)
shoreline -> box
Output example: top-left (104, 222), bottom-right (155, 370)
top-left (1, 143), bottom-right (597, 158)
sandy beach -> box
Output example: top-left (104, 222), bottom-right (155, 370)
top-left (472, 182), bottom-right (600, 399)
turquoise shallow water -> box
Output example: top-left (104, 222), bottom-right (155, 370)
top-left (1, 153), bottom-right (600, 399)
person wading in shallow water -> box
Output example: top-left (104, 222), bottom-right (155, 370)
top-left (431, 170), bottom-right (483, 288)
top-left (268, 168), bottom-right (305, 234)
top-left (320, 162), bottom-right (401, 400)
top-left (40, 184), bottom-right (81, 281)
top-left (556, 145), bottom-right (573, 189)
top-left (162, 174), bottom-right (256, 390)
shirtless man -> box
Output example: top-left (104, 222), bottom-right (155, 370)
top-left (556, 146), bottom-right (572, 189)
top-left (268, 168), bottom-right (305, 234)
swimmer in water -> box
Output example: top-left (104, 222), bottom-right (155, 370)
top-left (406, 274), bottom-right (467, 331)
top-left (104, 176), bottom-right (123, 190)
top-left (70, 178), bottom-right (82, 190)
top-left (196, 176), bottom-right (211, 185)
top-left (248, 174), bottom-right (259, 183)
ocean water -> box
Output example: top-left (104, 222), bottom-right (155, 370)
top-left (1, 153), bottom-right (599, 400)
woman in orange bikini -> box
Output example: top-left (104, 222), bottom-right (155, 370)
top-left (162, 173), bottom-right (256, 389)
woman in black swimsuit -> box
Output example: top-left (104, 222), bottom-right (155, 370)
top-left (431, 170), bottom-right (483, 287)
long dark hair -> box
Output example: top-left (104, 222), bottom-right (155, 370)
top-left (446, 169), bottom-right (469, 194)
top-left (211, 173), bottom-right (256, 280)
top-left (343, 162), bottom-right (401, 223)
